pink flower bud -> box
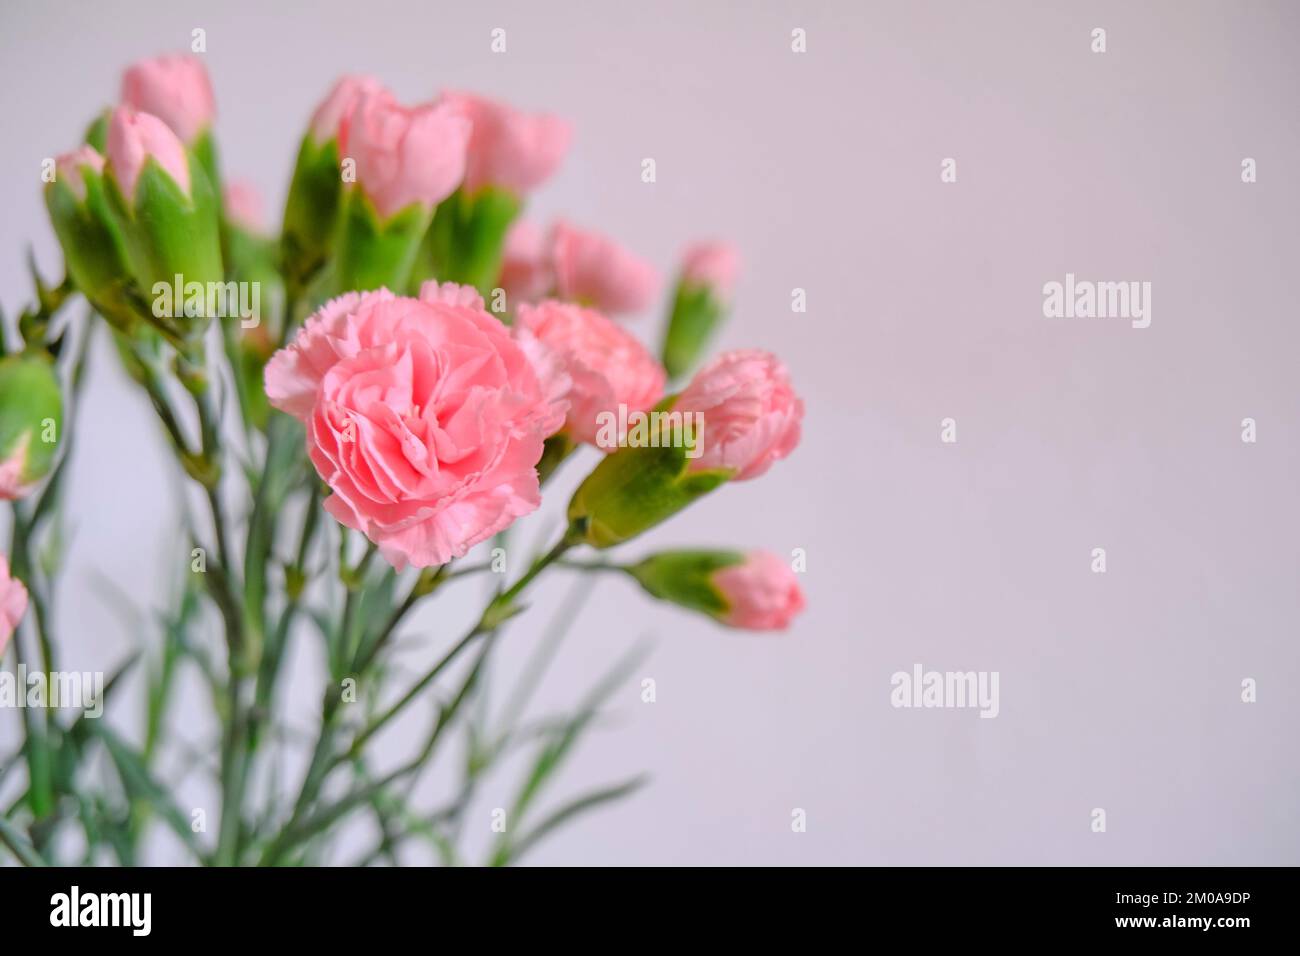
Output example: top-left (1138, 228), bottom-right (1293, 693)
top-left (0, 554), bottom-right (28, 655)
top-left (106, 107), bottom-right (191, 201)
top-left (0, 441), bottom-right (29, 501)
top-left (309, 74), bottom-right (387, 145)
top-left (120, 54), bottom-right (215, 144)
top-left (340, 91), bottom-right (471, 219)
top-left (681, 241), bottom-right (740, 303)
top-left (550, 220), bottom-right (658, 316)
top-left (713, 550), bottom-right (805, 631)
top-left (443, 91), bottom-right (571, 196)
top-left (55, 145), bottom-right (105, 202)
top-left (223, 179), bottom-right (265, 233)
top-left (517, 300), bottom-right (665, 447)
top-left (676, 349), bottom-right (803, 481)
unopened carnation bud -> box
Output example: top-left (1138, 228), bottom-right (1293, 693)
top-left (44, 145), bottom-right (138, 330)
top-left (410, 93), bottom-right (570, 295)
top-left (332, 91), bottom-right (471, 293)
top-left (710, 550), bottom-right (804, 630)
top-left (565, 396), bottom-right (730, 549)
top-left (281, 75), bottom-right (386, 290)
top-left (121, 54), bottom-right (216, 146)
top-left (223, 180), bottom-right (266, 235)
top-left (629, 549), bottom-right (804, 631)
top-left (661, 241), bottom-right (740, 379)
top-left (566, 349), bottom-right (802, 547)
top-left (0, 355), bottom-right (63, 501)
top-left (121, 53), bottom-right (220, 191)
top-left (103, 107), bottom-right (223, 334)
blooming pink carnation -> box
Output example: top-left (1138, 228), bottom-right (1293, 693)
top-left (517, 301), bottom-right (665, 447)
top-left (443, 92), bottom-right (571, 196)
top-left (713, 550), bottom-right (805, 631)
top-left (309, 75), bottom-right (387, 145)
top-left (498, 219), bottom-right (552, 304)
top-left (121, 54), bottom-right (216, 144)
top-left (264, 284), bottom-right (566, 569)
top-left (340, 91), bottom-right (471, 219)
top-left (106, 107), bottom-right (191, 200)
top-left (550, 220), bottom-right (658, 317)
top-left (675, 349), bottom-right (803, 481)
top-left (681, 241), bottom-right (741, 303)
top-left (0, 554), bottom-right (28, 655)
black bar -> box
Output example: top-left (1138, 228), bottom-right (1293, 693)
top-left (0, 866), bottom-right (1281, 941)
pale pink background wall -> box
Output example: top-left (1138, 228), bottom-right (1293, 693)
top-left (2, 0), bottom-right (1297, 864)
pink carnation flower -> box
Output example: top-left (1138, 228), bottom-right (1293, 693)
top-left (121, 54), bottom-right (216, 145)
top-left (340, 91), bottom-right (471, 219)
top-left (309, 75), bottom-right (387, 145)
top-left (681, 241), bottom-right (741, 304)
top-left (714, 551), bottom-right (805, 631)
top-left (675, 349), bottom-right (803, 481)
top-left (498, 219), bottom-right (552, 305)
top-left (550, 220), bottom-right (658, 317)
top-left (517, 300), bottom-right (665, 447)
top-left (264, 285), bottom-right (566, 570)
top-left (443, 91), bottom-right (571, 196)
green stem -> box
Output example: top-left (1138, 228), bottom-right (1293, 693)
top-left (335, 533), bottom-right (578, 780)
top-left (175, 346), bottom-right (253, 866)
top-left (263, 528), bottom-right (577, 865)
top-left (8, 617), bottom-right (53, 828)
top-left (250, 481), bottom-right (321, 747)
top-left (214, 675), bottom-right (249, 866)
top-left (0, 815), bottom-right (46, 867)
top-left (556, 558), bottom-right (627, 575)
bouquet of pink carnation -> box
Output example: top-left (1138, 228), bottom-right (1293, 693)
top-left (0, 54), bottom-right (804, 866)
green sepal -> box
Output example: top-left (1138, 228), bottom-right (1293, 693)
top-left (44, 171), bottom-right (139, 332)
top-left (281, 135), bottom-right (345, 292)
top-left (223, 224), bottom-right (283, 431)
top-left (662, 281), bottom-right (726, 381)
top-left (189, 129), bottom-right (222, 208)
top-left (410, 186), bottom-right (521, 297)
top-left (332, 188), bottom-right (431, 294)
top-left (0, 354), bottom-right (63, 485)
top-left (83, 110), bottom-right (109, 151)
top-left (537, 432), bottom-right (576, 485)
top-left (566, 404), bottom-right (732, 549)
top-left (104, 152), bottom-right (223, 338)
top-left (628, 549), bottom-right (744, 617)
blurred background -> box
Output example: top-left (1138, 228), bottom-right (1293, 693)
top-left (2, 0), bottom-right (1298, 864)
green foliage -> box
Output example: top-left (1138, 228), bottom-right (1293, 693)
top-left (662, 281), bottom-right (725, 381)
top-left (411, 186), bottom-right (520, 297)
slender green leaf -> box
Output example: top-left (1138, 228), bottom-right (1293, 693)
top-left (491, 775), bottom-right (648, 867)
top-left (91, 723), bottom-right (204, 860)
